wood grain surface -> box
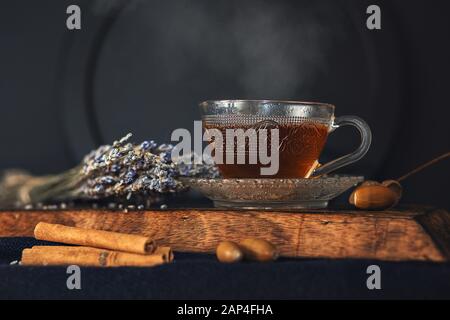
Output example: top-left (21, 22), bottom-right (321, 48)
top-left (0, 206), bottom-right (448, 262)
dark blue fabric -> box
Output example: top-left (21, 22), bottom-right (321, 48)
top-left (1, 237), bottom-right (450, 299)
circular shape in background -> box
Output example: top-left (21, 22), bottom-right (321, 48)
top-left (62, 0), bottom-right (405, 176)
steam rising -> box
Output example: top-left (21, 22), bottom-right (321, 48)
top-left (92, 0), bottom-right (342, 98)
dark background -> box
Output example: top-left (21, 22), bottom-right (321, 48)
top-left (0, 0), bottom-right (449, 208)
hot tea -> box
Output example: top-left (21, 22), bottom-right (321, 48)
top-left (204, 121), bottom-right (329, 178)
top-left (200, 100), bottom-right (371, 179)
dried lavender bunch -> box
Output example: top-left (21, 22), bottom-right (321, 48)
top-left (0, 133), bottom-right (219, 207)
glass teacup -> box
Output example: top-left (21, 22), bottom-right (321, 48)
top-left (200, 100), bottom-right (371, 178)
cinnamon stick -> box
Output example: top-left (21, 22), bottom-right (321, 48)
top-left (154, 246), bottom-right (174, 262)
top-left (34, 222), bottom-right (156, 254)
top-left (21, 246), bottom-right (173, 267)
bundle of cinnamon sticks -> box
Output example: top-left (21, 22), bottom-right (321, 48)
top-left (21, 222), bottom-right (173, 267)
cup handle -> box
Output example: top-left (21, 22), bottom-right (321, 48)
top-left (311, 115), bottom-right (372, 177)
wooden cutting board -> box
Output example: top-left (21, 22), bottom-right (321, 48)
top-left (0, 206), bottom-right (448, 262)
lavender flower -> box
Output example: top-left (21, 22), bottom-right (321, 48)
top-left (79, 133), bottom-right (219, 199)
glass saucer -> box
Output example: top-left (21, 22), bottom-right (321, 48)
top-left (180, 175), bottom-right (363, 210)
